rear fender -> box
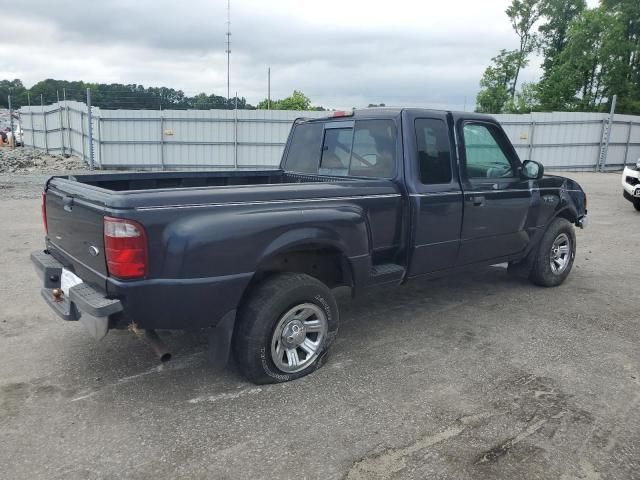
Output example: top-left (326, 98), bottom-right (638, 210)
top-left (259, 205), bottom-right (370, 261)
top-left (256, 206), bottom-right (371, 288)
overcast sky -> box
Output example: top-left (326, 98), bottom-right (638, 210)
top-left (2, 0), bottom-right (599, 110)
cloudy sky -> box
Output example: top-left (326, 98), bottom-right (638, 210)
top-left (2, 0), bottom-right (598, 110)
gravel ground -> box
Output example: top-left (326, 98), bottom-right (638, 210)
top-left (0, 147), bottom-right (85, 174)
top-left (0, 171), bottom-right (638, 479)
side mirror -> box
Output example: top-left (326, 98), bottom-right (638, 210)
top-left (522, 160), bottom-right (544, 180)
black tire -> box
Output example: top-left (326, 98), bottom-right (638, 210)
top-left (529, 218), bottom-right (576, 287)
top-left (633, 199), bottom-right (640, 211)
top-left (233, 273), bottom-right (339, 384)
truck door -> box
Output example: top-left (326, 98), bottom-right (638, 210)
top-left (454, 117), bottom-right (532, 265)
top-left (405, 111), bottom-right (463, 276)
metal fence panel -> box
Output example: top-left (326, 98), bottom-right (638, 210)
top-left (494, 112), bottom-right (610, 170)
top-left (19, 103), bottom-right (640, 171)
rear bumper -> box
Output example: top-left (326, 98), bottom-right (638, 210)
top-left (32, 249), bottom-right (252, 332)
top-left (31, 250), bottom-right (123, 320)
top-left (32, 250), bottom-right (123, 339)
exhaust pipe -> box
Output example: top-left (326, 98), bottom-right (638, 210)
top-left (129, 324), bottom-right (171, 362)
top-left (144, 329), bottom-right (172, 362)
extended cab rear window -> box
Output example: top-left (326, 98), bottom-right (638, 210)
top-left (284, 119), bottom-right (396, 178)
top-left (284, 123), bottom-right (324, 174)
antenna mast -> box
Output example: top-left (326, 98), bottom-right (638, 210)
top-left (225, 0), bottom-right (231, 103)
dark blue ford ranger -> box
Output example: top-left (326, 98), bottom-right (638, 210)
top-left (31, 108), bottom-right (588, 384)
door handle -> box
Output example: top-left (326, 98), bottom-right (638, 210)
top-left (470, 195), bottom-right (485, 206)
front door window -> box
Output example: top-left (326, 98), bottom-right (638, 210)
top-left (463, 123), bottom-right (515, 179)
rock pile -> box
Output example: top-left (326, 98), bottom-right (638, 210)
top-left (0, 148), bottom-right (86, 174)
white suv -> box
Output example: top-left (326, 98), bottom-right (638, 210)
top-left (622, 160), bottom-right (640, 211)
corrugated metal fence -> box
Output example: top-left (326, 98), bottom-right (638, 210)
top-left (497, 111), bottom-right (640, 171)
top-left (19, 101), bottom-right (640, 171)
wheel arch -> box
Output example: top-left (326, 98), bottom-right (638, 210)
top-left (254, 240), bottom-right (354, 288)
top-left (555, 206), bottom-right (579, 225)
top-left (236, 232), bottom-right (357, 316)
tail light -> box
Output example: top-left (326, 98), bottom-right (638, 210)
top-left (103, 217), bottom-right (148, 279)
top-left (41, 191), bottom-right (48, 234)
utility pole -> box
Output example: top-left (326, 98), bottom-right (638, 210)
top-left (225, 0), bottom-right (231, 105)
top-left (268, 67), bottom-right (271, 110)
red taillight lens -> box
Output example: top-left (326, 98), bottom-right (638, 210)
top-left (41, 191), bottom-right (48, 234)
top-left (103, 216), bottom-right (148, 279)
top-left (331, 110), bottom-right (354, 118)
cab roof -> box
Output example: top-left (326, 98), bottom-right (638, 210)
top-left (302, 108), bottom-right (496, 123)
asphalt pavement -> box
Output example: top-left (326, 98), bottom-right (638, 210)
top-left (0, 171), bottom-right (638, 479)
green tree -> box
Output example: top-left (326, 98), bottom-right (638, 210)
top-left (0, 78), bottom-right (256, 110)
top-left (538, 8), bottom-right (610, 111)
top-left (506, 0), bottom-right (542, 98)
top-left (0, 79), bottom-right (28, 108)
top-left (599, 0), bottom-right (640, 113)
top-left (476, 49), bottom-right (520, 113)
top-left (476, 0), bottom-right (640, 114)
top-left (257, 90), bottom-right (322, 110)
top-left (538, 0), bottom-right (587, 76)
top-left (506, 82), bottom-right (540, 113)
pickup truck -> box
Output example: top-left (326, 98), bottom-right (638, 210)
top-left (31, 108), bottom-right (588, 384)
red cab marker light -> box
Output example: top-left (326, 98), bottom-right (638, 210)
top-left (103, 216), bottom-right (148, 279)
top-left (331, 110), bottom-right (354, 118)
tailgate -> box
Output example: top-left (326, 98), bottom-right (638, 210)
top-left (45, 185), bottom-right (108, 287)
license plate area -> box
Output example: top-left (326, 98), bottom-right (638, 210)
top-left (61, 268), bottom-right (83, 296)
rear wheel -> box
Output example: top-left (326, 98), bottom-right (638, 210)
top-left (529, 218), bottom-right (576, 287)
top-left (233, 273), bottom-right (339, 384)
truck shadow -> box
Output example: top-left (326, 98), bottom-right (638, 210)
top-left (58, 265), bottom-right (530, 391)
top-left (18, 262), bottom-right (552, 413)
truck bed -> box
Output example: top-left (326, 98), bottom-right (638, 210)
top-left (47, 169), bottom-right (393, 212)
top-left (71, 170), bottom-right (328, 192)
top-left (43, 168), bottom-right (399, 291)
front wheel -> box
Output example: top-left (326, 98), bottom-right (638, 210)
top-left (633, 198), bottom-right (640, 211)
top-left (529, 218), bottom-right (576, 287)
top-left (233, 273), bottom-right (339, 384)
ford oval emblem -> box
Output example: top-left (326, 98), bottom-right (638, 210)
top-left (88, 246), bottom-right (100, 257)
